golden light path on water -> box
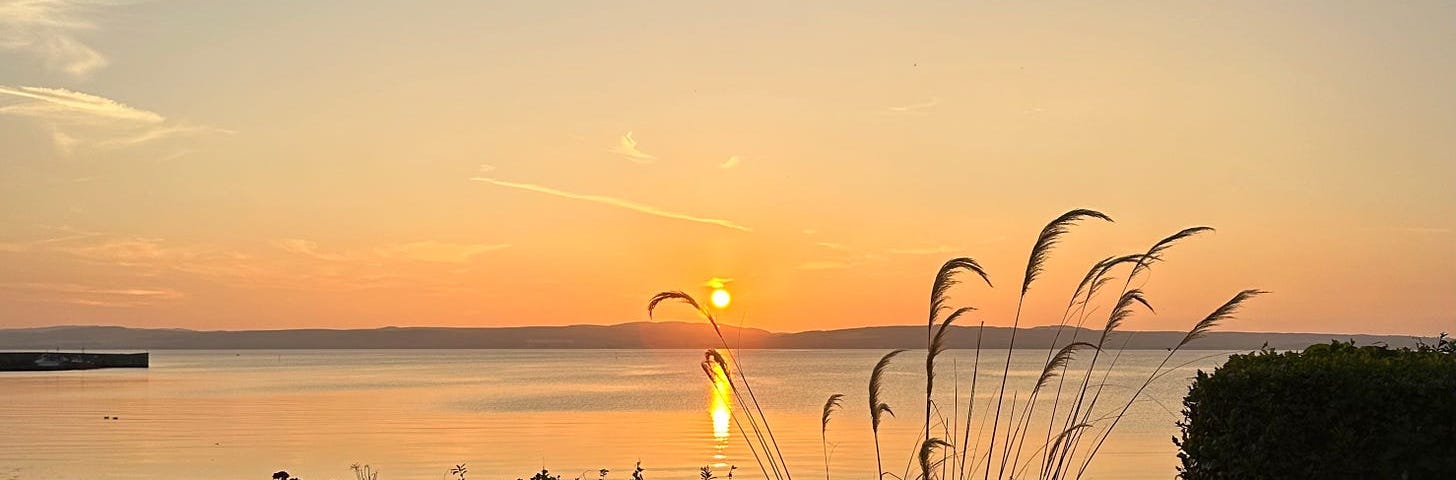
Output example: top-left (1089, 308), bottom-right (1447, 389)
top-left (708, 355), bottom-right (733, 466)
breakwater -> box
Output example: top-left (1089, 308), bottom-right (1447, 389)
top-left (0, 352), bottom-right (149, 371)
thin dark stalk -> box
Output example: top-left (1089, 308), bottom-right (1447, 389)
top-left (821, 393), bottom-right (845, 480)
top-left (925, 259), bottom-right (991, 447)
top-left (1072, 290), bottom-right (1265, 479)
top-left (956, 322), bottom-right (983, 480)
top-left (989, 209), bottom-right (1111, 480)
top-left (704, 363), bottom-right (772, 480)
top-left (653, 293), bottom-right (789, 480)
top-left (871, 349), bottom-right (908, 480)
top-left (705, 356), bottom-right (783, 480)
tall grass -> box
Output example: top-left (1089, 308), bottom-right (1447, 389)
top-left (650, 209), bottom-right (1263, 480)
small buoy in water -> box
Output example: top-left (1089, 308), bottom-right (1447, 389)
top-left (103, 416), bottom-right (110, 420)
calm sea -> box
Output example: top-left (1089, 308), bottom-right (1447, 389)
top-left (0, 349), bottom-right (1230, 480)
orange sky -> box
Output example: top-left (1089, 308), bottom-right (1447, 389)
top-left (1, 1), bottom-right (1452, 334)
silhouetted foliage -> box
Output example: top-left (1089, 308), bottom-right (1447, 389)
top-left (655, 209), bottom-right (1263, 480)
top-left (1176, 341), bottom-right (1456, 479)
top-left (1417, 332), bottom-right (1455, 355)
top-left (520, 469), bottom-right (562, 480)
top-left (272, 472), bottom-right (297, 480)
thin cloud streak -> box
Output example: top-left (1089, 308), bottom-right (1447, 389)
top-left (887, 97), bottom-right (940, 113)
top-left (720, 155), bottom-right (741, 169)
top-left (471, 176), bottom-right (752, 232)
top-left (0, 85), bottom-right (162, 123)
top-left (0, 84), bottom-right (231, 153)
top-left (0, 0), bottom-right (115, 77)
top-left (0, 282), bottom-right (184, 308)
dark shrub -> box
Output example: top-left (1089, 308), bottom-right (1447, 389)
top-left (1176, 341), bottom-right (1456, 479)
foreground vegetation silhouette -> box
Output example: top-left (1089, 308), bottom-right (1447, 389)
top-left (650, 209), bottom-right (1264, 480)
top-left (1176, 338), bottom-right (1456, 479)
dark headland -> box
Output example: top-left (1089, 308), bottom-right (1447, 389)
top-left (0, 323), bottom-right (1427, 351)
top-left (0, 352), bottom-right (149, 371)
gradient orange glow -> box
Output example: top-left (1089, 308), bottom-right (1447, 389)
top-left (1, 2), bottom-right (1452, 335)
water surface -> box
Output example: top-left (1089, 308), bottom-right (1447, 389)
top-left (0, 349), bottom-right (1229, 480)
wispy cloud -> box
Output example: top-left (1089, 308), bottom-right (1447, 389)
top-left (0, 85), bottom-right (161, 122)
top-left (471, 176), bottom-right (752, 232)
top-left (275, 239), bottom-right (510, 264)
top-left (888, 245), bottom-right (959, 255)
top-left (607, 131), bottom-right (657, 163)
top-left (0, 228), bottom-right (511, 296)
top-left (0, 85), bottom-right (231, 153)
top-left (816, 241), bottom-right (849, 251)
top-left (720, 155), bottom-right (741, 169)
top-left (887, 97), bottom-right (940, 113)
top-left (0, 0), bottom-right (116, 77)
top-left (0, 282), bottom-right (184, 308)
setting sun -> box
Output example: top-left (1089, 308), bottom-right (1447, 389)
top-left (710, 289), bottom-right (731, 309)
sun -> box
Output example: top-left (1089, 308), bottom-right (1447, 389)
top-left (709, 288), bottom-right (731, 309)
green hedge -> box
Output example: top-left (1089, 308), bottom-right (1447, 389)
top-left (1176, 340), bottom-right (1456, 479)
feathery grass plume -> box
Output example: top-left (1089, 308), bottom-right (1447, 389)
top-left (986, 209), bottom-right (1111, 480)
top-left (1035, 342), bottom-right (1095, 392)
top-left (1028, 254), bottom-right (1143, 477)
top-left (702, 361), bottom-right (773, 480)
top-left (1129, 227), bottom-right (1213, 280)
top-left (1021, 209), bottom-right (1113, 296)
top-left (925, 307), bottom-right (973, 445)
top-left (1075, 289), bottom-right (1267, 479)
top-left (917, 438), bottom-right (953, 480)
top-left (921, 257), bottom-right (988, 468)
top-left (652, 292), bottom-right (789, 480)
top-left (928, 258), bottom-right (992, 326)
top-left (705, 349), bottom-right (784, 480)
top-left (821, 393), bottom-right (845, 480)
top-left (869, 349), bottom-right (907, 480)
top-left (1050, 288), bottom-right (1154, 479)
top-left (821, 393), bottom-right (845, 437)
top-left (1077, 254), bottom-right (1144, 310)
top-left (1101, 289), bottom-right (1152, 344)
top-left (648, 291), bottom-right (721, 337)
top-left (1178, 289), bottom-right (1268, 349)
top-left (1065, 289), bottom-right (1151, 433)
top-left (1057, 229), bottom-right (1213, 476)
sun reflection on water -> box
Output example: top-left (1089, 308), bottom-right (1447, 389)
top-left (707, 355), bottom-right (733, 466)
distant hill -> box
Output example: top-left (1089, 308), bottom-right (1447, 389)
top-left (0, 323), bottom-right (1428, 351)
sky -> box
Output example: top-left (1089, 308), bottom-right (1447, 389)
top-left (1, 1), bottom-right (1452, 335)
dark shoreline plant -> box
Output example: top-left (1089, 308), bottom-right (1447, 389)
top-left (1176, 341), bottom-right (1456, 479)
top-left (652, 208), bottom-right (1266, 480)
